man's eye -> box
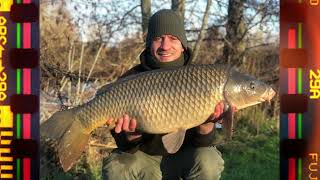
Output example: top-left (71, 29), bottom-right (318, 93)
top-left (170, 36), bottom-right (178, 40)
top-left (154, 37), bottom-right (161, 41)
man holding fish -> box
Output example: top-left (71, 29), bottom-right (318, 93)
top-left (102, 9), bottom-right (233, 180)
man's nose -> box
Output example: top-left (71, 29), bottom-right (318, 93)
top-left (160, 37), bottom-right (171, 50)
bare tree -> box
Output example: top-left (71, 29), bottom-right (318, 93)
top-left (191, 0), bottom-right (212, 62)
top-left (216, 0), bottom-right (246, 67)
top-left (40, 1), bottom-right (80, 87)
top-left (171, 0), bottom-right (185, 20)
top-left (141, 0), bottom-right (151, 37)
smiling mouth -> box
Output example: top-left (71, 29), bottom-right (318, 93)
top-left (158, 53), bottom-right (172, 57)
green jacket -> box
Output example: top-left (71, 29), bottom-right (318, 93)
top-left (110, 48), bottom-right (216, 155)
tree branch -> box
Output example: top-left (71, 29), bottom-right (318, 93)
top-left (191, 0), bottom-right (212, 62)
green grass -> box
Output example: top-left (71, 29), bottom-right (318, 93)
top-left (219, 116), bottom-right (279, 180)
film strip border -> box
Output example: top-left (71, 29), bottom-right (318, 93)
top-left (280, 0), bottom-right (320, 180)
top-left (0, 0), bottom-right (39, 179)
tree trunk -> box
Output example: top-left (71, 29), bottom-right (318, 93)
top-left (140, 0), bottom-right (151, 38)
top-left (217, 0), bottom-right (246, 67)
top-left (171, 0), bottom-right (185, 20)
top-left (191, 0), bottom-right (212, 62)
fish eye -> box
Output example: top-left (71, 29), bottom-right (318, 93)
top-left (249, 82), bottom-right (255, 90)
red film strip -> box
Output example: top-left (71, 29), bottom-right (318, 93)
top-left (0, 0), bottom-right (39, 179)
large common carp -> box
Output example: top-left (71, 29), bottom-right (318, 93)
top-left (41, 64), bottom-right (275, 171)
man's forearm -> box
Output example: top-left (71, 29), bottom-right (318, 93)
top-left (192, 122), bottom-right (216, 147)
top-left (196, 122), bottom-right (215, 135)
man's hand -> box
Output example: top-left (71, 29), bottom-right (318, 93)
top-left (197, 102), bottom-right (237, 135)
top-left (196, 102), bottom-right (224, 134)
top-left (107, 114), bottom-right (142, 141)
top-left (210, 101), bottom-right (225, 121)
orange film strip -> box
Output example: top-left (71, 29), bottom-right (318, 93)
top-left (280, 0), bottom-right (320, 180)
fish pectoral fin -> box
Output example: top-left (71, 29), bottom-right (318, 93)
top-left (162, 129), bottom-right (186, 154)
top-left (58, 120), bottom-right (90, 172)
top-left (223, 108), bottom-right (234, 140)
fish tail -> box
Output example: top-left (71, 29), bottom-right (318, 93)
top-left (40, 108), bottom-right (90, 172)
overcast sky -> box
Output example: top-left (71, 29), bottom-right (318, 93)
top-left (66, 0), bottom-right (278, 45)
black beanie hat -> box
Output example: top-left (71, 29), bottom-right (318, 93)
top-left (146, 9), bottom-right (188, 49)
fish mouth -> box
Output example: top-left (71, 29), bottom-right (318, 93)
top-left (259, 88), bottom-right (276, 103)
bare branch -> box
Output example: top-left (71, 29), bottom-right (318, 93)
top-left (172, 0), bottom-right (185, 19)
top-left (141, 0), bottom-right (151, 35)
top-left (191, 0), bottom-right (212, 62)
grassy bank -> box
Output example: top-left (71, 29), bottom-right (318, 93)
top-left (220, 116), bottom-right (279, 180)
